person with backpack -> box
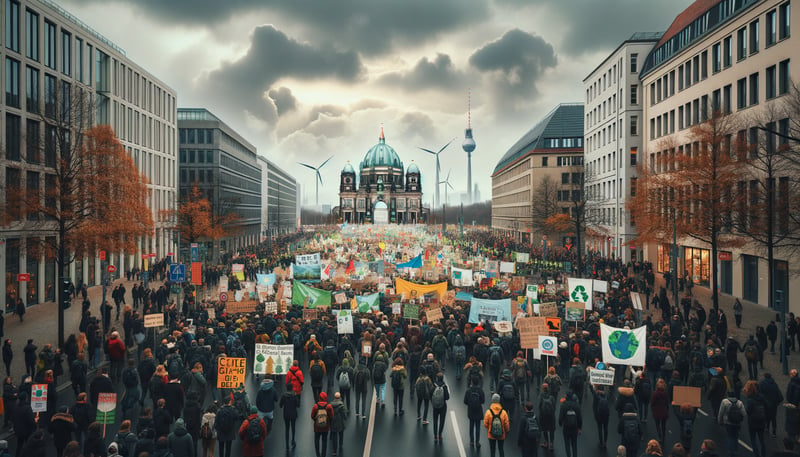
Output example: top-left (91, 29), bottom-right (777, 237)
top-left (431, 372), bottom-right (450, 442)
top-left (432, 330), bottom-right (450, 369)
top-left (651, 378), bottom-right (670, 444)
top-left (238, 406), bottom-right (266, 457)
top-left (311, 392), bottom-right (334, 457)
top-left (322, 340), bottom-right (339, 393)
top-left (199, 403), bottom-right (217, 457)
top-left (168, 418), bottom-right (195, 457)
top-left (718, 391), bottom-right (747, 457)
top-left (567, 359), bottom-right (587, 405)
top-left (256, 378), bottom-right (277, 432)
top-left (452, 336), bottom-right (467, 381)
top-left (415, 372), bottom-right (433, 425)
top-left (618, 403), bottom-right (642, 457)
top-left (743, 335), bottom-right (761, 380)
top-left (634, 372), bottom-right (653, 421)
top-left (675, 402), bottom-right (697, 452)
top-left (353, 359), bottom-right (370, 419)
top-left (372, 355), bottom-right (388, 409)
top-left (215, 396), bottom-right (239, 457)
top-left (512, 351), bottom-right (530, 404)
top-left (309, 352), bottom-right (327, 403)
top-left (538, 383), bottom-right (557, 451)
top-left (285, 360), bottom-right (304, 407)
top-left (464, 356), bottom-right (484, 388)
top-left (334, 358), bottom-right (354, 411)
top-left (487, 343), bottom-right (504, 391)
top-left (279, 386), bottom-right (299, 451)
top-left (592, 385), bottom-right (611, 449)
top-left (497, 369), bottom-right (516, 416)
top-left (744, 381), bottom-right (767, 457)
top-left (543, 366), bottom-right (562, 401)
top-left (559, 392), bottom-right (582, 457)
top-left (484, 393), bottom-right (510, 457)
top-left (464, 377), bottom-right (485, 449)
top-left (329, 392), bottom-right (348, 457)
top-left (517, 401), bottom-right (541, 457)
top-left (390, 358), bottom-right (407, 416)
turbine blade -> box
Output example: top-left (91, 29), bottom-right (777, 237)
top-left (298, 162), bottom-right (317, 171)
top-left (317, 171), bottom-right (323, 185)
top-left (318, 155), bottom-right (334, 169)
top-left (418, 147), bottom-right (437, 155)
top-left (437, 138), bottom-right (455, 154)
top-left (446, 182), bottom-right (454, 190)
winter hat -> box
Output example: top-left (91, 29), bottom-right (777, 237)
top-left (492, 393), bottom-right (501, 403)
top-left (250, 405), bottom-right (258, 414)
top-left (319, 391), bottom-right (328, 402)
top-left (0, 441), bottom-right (7, 450)
top-left (175, 418), bottom-right (185, 428)
top-left (108, 443), bottom-right (119, 453)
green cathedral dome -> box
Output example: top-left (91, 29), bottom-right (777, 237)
top-left (361, 128), bottom-right (403, 170)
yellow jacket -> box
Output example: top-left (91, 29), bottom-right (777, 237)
top-left (483, 403), bottom-right (510, 440)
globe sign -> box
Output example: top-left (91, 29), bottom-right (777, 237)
top-left (541, 339), bottom-right (554, 351)
top-left (606, 329), bottom-right (640, 359)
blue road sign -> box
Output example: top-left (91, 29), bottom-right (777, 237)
top-left (170, 263), bottom-right (186, 283)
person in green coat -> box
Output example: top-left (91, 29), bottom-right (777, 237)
top-left (330, 392), bottom-right (349, 456)
top-left (390, 358), bottom-right (408, 416)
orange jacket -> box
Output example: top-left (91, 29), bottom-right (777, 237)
top-left (483, 403), bottom-right (510, 440)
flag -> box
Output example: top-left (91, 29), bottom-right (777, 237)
top-left (567, 277), bottom-right (594, 309)
top-left (356, 293), bottom-right (380, 313)
top-left (291, 282), bottom-right (331, 309)
top-left (600, 324), bottom-right (647, 366)
top-left (345, 259), bottom-right (355, 275)
top-left (396, 254), bottom-right (422, 269)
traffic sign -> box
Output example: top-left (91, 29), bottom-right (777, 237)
top-left (107, 265), bottom-right (117, 273)
top-left (219, 291), bottom-right (229, 302)
top-left (169, 263), bottom-right (186, 282)
top-left (16, 273), bottom-right (30, 282)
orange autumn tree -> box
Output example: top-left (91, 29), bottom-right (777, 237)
top-left (162, 183), bottom-right (239, 247)
top-left (629, 109), bottom-right (746, 310)
top-left (3, 123), bottom-right (153, 345)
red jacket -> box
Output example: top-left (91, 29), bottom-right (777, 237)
top-left (286, 366), bottom-right (304, 396)
top-left (311, 400), bottom-right (334, 433)
top-left (650, 388), bottom-right (670, 420)
top-left (106, 337), bottom-right (126, 361)
top-left (238, 414), bottom-right (267, 457)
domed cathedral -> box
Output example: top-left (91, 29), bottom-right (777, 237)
top-left (336, 128), bottom-right (426, 224)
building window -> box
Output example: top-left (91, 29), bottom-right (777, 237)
top-left (712, 88), bottom-right (721, 112)
top-left (5, 0), bottom-right (20, 53)
top-left (61, 31), bottom-right (71, 76)
top-left (76, 37), bottom-right (84, 83)
top-left (779, 59), bottom-right (790, 94)
top-left (25, 9), bottom-right (38, 61)
top-left (712, 43), bottom-right (721, 73)
top-left (43, 21), bottom-right (56, 69)
top-left (701, 51), bottom-right (708, 79)
top-left (561, 173), bottom-right (569, 185)
top-left (750, 20), bottom-right (760, 53)
top-left (737, 78), bottom-right (747, 110)
top-left (630, 147), bottom-right (638, 166)
top-left (766, 65), bottom-right (777, 99)
top-left (678, 65), bottom-right (684, 90)
top-left (44, 74), bottom-right (56, 118)
top-left (5, 57), bottom-right (20, 108)
top-left (25, 66), bottom-right (38, 113)
top-left (630, 177), bottom-right (637, 197)
top-left (541, 157), bottom-right (548, 167)
top-left (44, 125), bottom-right (56, 167)
top-left (767, 9), bottom-right (777, 46)
top-left (26, 119), bottom-right (39, 164)
top-left (26, 171), bottom-right (39, 221)
top-left (737, 27), bottom-right (747, 60)
top-left (779, 2), bottom-right (790, 40)
top-left (749, 73), bottom-right (759, 106)
top-left (723, 84), bottom-right (732, 113)
top-left (5, 113), bottom-right (21, 161)
top-left (630, 53), bottom-right (638, 73)
top-left (630, 115), bottom-right (638, 136)
top-left (723, 36), bottom-right (732, 67)
top-left (685, 59), bottom-right (692, 87)
top-left (630, 84), bottom-right (638, 104)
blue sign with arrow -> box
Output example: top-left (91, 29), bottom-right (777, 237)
top-left (169, 263), bottom-right (186, 283)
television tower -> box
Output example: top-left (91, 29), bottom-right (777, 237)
top-left (462, 89), bottom-right (476, 204)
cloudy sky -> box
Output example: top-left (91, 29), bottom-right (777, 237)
top-left (60, 0), bottom-right (692, 207)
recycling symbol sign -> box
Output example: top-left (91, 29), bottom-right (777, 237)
top-left (571, 285), bottom-right (589, 302)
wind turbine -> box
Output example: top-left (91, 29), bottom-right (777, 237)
top-left (418, 139), bottom-right (454, 209)
top-left (439, 169), bottom-right (454, 207)
top-left (298, 156), bottom-right (333, 207)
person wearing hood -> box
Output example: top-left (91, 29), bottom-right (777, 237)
top-left (758, 372), bottom-right (783, 437)
top-left (164, 374), bottom-right (185, 420)
top-left (389, 358), bottom-right (407, 416)
top-left (71, 392), bottom-right (91, 447)
top-left (719, 390), bottom-right (747, 457)
top-left (183, 392), bottom-right (203, 443)
top-left (559, 393), bottom-right (582, 457)
top-left (49, 405), bottom-right (75, 457)
top-left (279, 380), bottom-right (300, 450)
top-left (285, 360), bottom-right (304, 406)
top-left (517, 401), bottom-right (541, 457)
top-left (256, 378), bottom-right (277, 431)
top-left (483, 393), bottom-right (510, 457)
top-left (311, 392), bottom-right (334, 457)
top-left (107, 442), bottom-right (122, 457)
top-left (84, 421), bottom-right (108, 457)
top-left (618, 403), bottom-right (642, 457)
top-left (238, 406), bottom-right (267, 457)
top-left (12, 391), bottom-right (35, 454)
top-left (699, 439), bottom-right (719, 457)
top-left (329, 392), bottom-right (349, 456)
top-left (538, 383), bottom-right (557, 451)
top-left (2, 376), bottom-right (17, 429)
top-left (431, 372), bottom-right (450, 442)
top-left (615, 379), bottom-right (637, 418)
top-left (151, 436), bottom-right (172, 457)
top-left (334, 358), bottom-right (354, 410)
top-left (497, 368), bottom-right (516, 416)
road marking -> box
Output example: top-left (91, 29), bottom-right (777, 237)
top-left (697, 408), bottom-right (708, 416)
top-left (363, 392), bottom-right (377, 457)
top-left (738, 440), bottom-right (753, 452)
top-left (450, 410), bottom-right (468, 457)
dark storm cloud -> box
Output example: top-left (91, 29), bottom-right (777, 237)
top-left (95, 0), bottom-right (488, 55)
top-left (398, 112), bottom-right (437, 143)
top-left (268, 87), bottom-right (298, 116)
top-left (469, 29), bottom-right (557, 97)
top-left (204, 25), bottom-right (365, 123)
top-left (377, 54), bottom-right (464, 91)
top-left (496, 0), bottom-right (691, 55)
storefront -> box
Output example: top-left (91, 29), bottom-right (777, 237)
top-left (657, 244), bottom-right (671, 273)
top-left (683, 246), bottom-right (710, 287)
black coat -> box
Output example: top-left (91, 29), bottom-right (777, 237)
top-left (49, 413), bottom-right (76, 450)
top-left (12, 403), bottom-right (36, 439)
top-left (517, 412), bottom-right (540, 452)
top-left (279, 391), bottom-right (299, 420)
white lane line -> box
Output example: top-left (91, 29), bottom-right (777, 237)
top-left (738, 440), bottom-right (753, 452)
top-left (451, 410), bottom-right (468, 457)
top-left (697, 408), bottom-right (709, 416)
top-left (363, 391), bottom-right (377, 457)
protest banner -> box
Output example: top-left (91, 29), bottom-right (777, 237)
top-left (539, 336), bottom-right (558, 356)
top-left (254, 344), bottom-right (293, 375)
top-left (516, 317), bottom-right (536, 349)
top-left (264, 302), bottom-right (278, 314)
top-left (96, 392), bottom-right (117, 436)
top-left (672, 386), bottom-right (702, 407)
top-left (391, 303), bottom-right (401, 315)
top-left (217, 357), bottom-right (247, 388)
top-left (225, 301), bottom-right (258, 314)
top-left (303, 309), bottom-right (318, 321)
top-left (31, 384), bottom-right (47, 413)
top-left (403, 304), bottom-right (420, 320)
top-left (144, 313), bottom-right (164, 328)
top-left (334, 292), bottom-right (348, 304)
top-left (588, 368), bottom-right (616, 386)
top-left (426, 307), bottom-right (443, 322)
top-left (630, 292), bottom-right (644, 311)
top-left (337, 310), bottom-right (354, 334)
top-left (538, 302), bottom-right (558, 317)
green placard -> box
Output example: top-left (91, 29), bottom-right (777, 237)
top-left (403, 304), bottom-right (419, 320)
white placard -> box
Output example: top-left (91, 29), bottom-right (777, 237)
top-left (336, 310), bottom-right (353, 334)
top-left (144, 313), bottom-right (164, 328)
top-left (593, 280), bottom-right (608, 294)
top-left (539, 336), bottom-right (558, 356)
top-left (31, 384), bottom-right (47, 412)
top-left (589, 368), bottom-right (616, 386)
top-left (254, 344), bottom-right (294, 375)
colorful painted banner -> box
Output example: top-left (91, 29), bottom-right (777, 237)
top-left (355, 293), bottom-right (380, 313)
top-left (394, 278), bottom-right (447, 300)
top-left (254, 344), bottom-right (293, 375)
top-left (600, 324), bottom-right (647, 366)
top-left (292, 281), bottom-right (332, 308)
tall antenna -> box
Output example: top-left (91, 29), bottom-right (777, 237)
top-left (468, 87), bottom-right (471, 129)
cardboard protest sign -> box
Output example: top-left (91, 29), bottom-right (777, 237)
top-left (303, 309), bottom-right (318, 321)
top-left (672, 386), bottom-right (702, 407)
top-left (144, 313), bottom-right (164, 328)
top-left (427, 307), bottom-right (444, 322)
top-left (217, 357), bottom-right (247, 388)
top-left (538, 302), bottom-right (558, 317)
top-left (337, 310), bottom-right (354, 334)
top-left (565, 301), bottom-right (585, 321)
top-left (546, 317), bottom-right (561, 332)
top-left (403, 304), bottom-right (420, 320)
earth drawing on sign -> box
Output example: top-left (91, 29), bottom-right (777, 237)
top-left (606, 330), bottom-right (640, 360)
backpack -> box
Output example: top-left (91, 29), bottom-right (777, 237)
top-left (596, 393), bottom-right (610, 419)
top-left (232, 391), bottom-right (249, 419)
top-left (113, 432), bottom-right (130, 457)
top-left (569, 366), bottom-right (585, 389)
top-left (432, 384), bottom-right (445, 409)
top-left (416, 376), bottom-right (431, 399)
top-left (467, 389), bottom-right (482, 410)
top-left (745, 344), bottom-right (758, 361)
top-left (750, 397), bottom-right (767, 423)
top-left (391, 370), bottom-right (402, 390)
top-left (167, 354), bottom-right (184, 376)
top-left (272, 332), bottom-right (285, 345)
top-left (71, 361), bottom-right (87, 383)
top-left (310, 362), bottom-right (324, 382)
top-left (524, 415), bottom-right (541, 439)
top-left (681, 417), bottom-right (693, 438)
top-left (315, 404), bottom-right (329, 428)
top-left (215, 406), bottom-right (235, 432)
top-left (122, 368), bottom-right (139, 389)
top-left (372, 361), bottom-right (387, 384)
top-left (246, 417), bottom-right (264, 444)
top-left (200, 421), bottom-right (213, 440)
top-left (453, 346), bottom-right (466, 363)
top-left (292, 332), bottom-right (303, 349)
top-left (564, 408), bottom-right (578, 428)
top-left (354, 367), bottom-right (368, 389)
top-left (513, 359), bottom-right (527, 380)
top-left (501, 383), bottom-right (515, 401)
top-left (727, 400), bottom-right (743, 425)
top-left (489, 347), bottom-right (501, 368)
top-left (662, 354), bottom-right (674, 371)
top-left (339, 371), bottom-right (351, 390)
top-left (489, 410), bottom-right (504, 438)
top-left (623, 416), bottom-right (640, 442)
top-left (540, 395), bottom-right (555, 417)
top-left (468, 365), bottom-right (482, 383)
top-left (637, 378), bottom-right (652, 398)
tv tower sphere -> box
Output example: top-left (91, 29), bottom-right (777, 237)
top-left (462, 129), bottom-right (475, 152)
